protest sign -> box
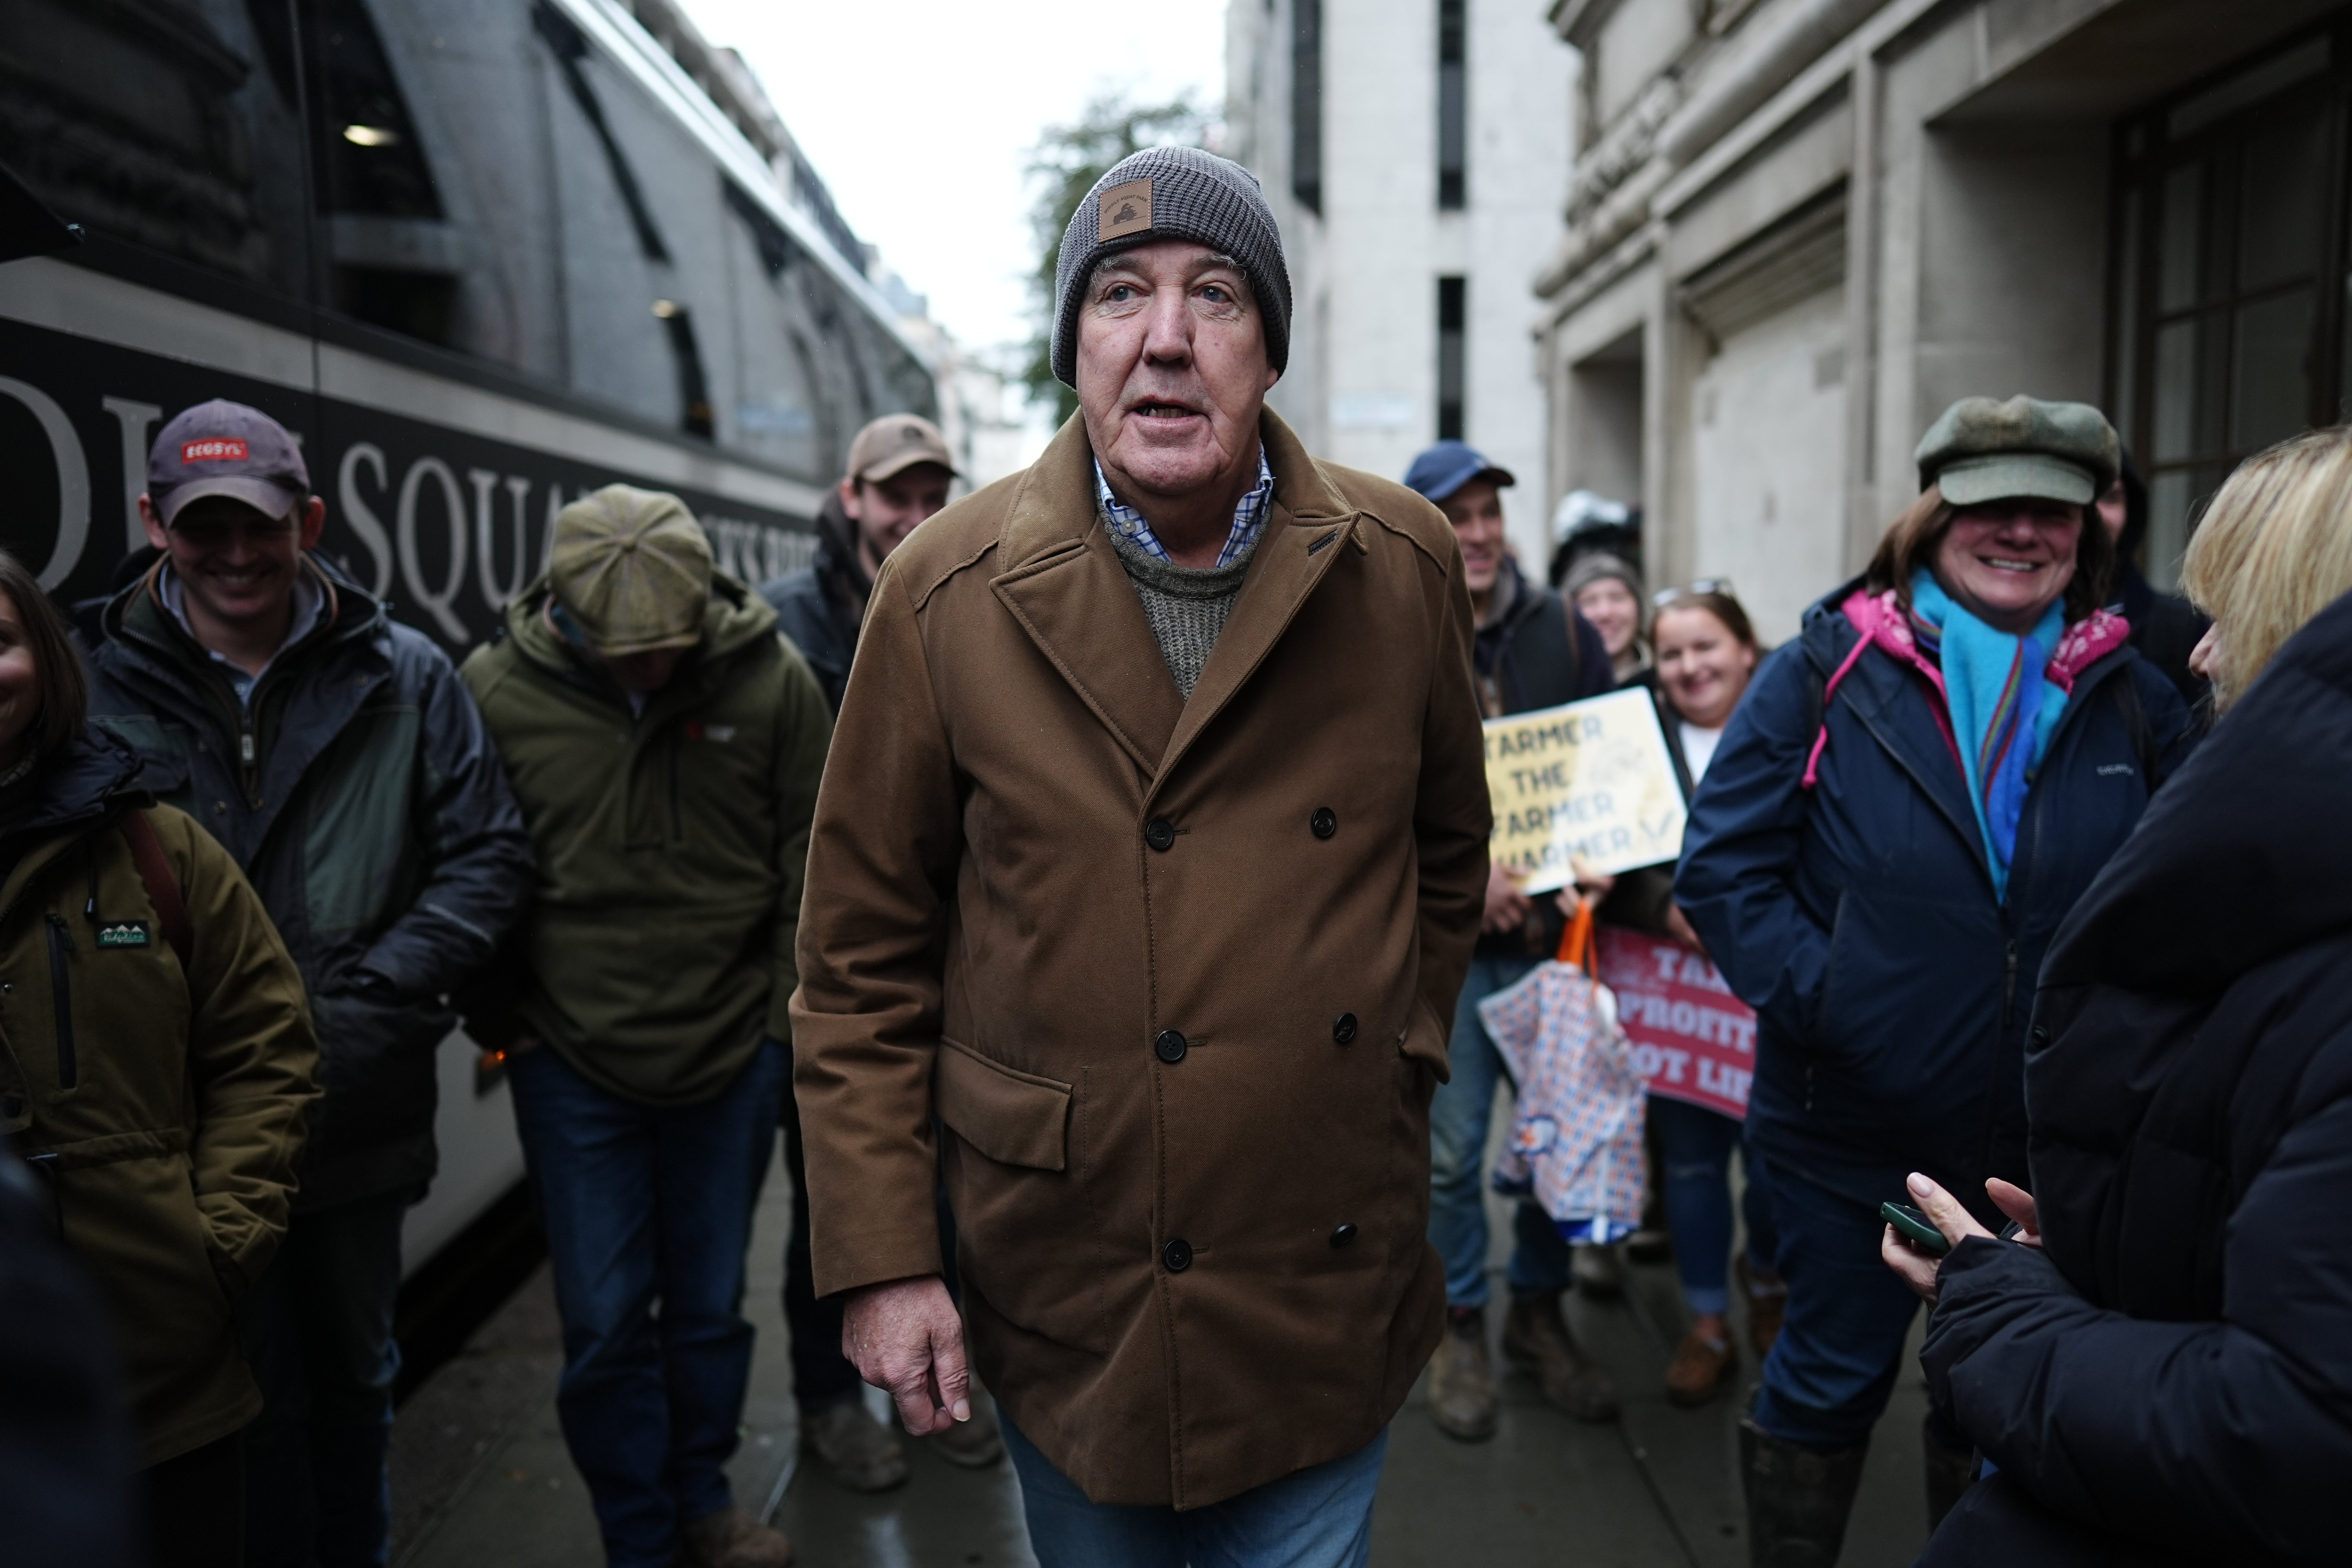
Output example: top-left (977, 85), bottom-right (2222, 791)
top-left (1483, 689), bottom-right (1684, 892)
top-left (1595, 926), bottom-right (1756, 1119)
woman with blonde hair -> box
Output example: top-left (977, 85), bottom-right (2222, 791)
top-left (1889, 425), bottom-right (2352, 1565)
top-left (1677, 396), bottom-right (2196, 1564)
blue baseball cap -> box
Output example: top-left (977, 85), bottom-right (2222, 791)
top-left (1403, 440), bottom-right (1515, 505)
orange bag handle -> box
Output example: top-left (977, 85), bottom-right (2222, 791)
top-left (1556, 892), bottom-right (1597, 973)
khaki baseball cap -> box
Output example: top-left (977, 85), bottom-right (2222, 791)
top-left (846, 414), bottom-right (957, 486)
top-left (1915, 395), bottom-right (2120, 508)
top-left (548, 485), bottom-right (713, 656)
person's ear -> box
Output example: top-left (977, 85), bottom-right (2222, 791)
top-left (138, 494), bottom-right (169, 552)
top-left (298, 495), bottom-right (327, 552)
top-left (837, 476), bottom-right (862, 521)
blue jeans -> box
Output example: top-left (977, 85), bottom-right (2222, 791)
top-left (508, 1038), bottom-right (787, 1568)
top-left (1004, 1412), bottom-right (1386, 1568)
top-left (1429, 951), bottom-right (1575, 1308)
top-left (241, 1183), bottom-right (415, 1568)
top-left (1648, 1095), bottom-right (1779, 1316)
top-left (1750, 1153), bottom-right (1921, 1451)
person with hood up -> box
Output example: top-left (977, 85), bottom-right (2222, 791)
top-left (461, 486), bottom-right (830, 1568)
top-left (1887, 424), bottom-right (2352, 1566)
top-left (0, 546), bottom-right (317, 1568)
top-left (81, 399), bottom-right (532, 1568)
top-left (1675, 395), bottom-right (2195, 1566)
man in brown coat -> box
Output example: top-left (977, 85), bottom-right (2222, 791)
top-left (791, 146), bottom-right (1490, 1565)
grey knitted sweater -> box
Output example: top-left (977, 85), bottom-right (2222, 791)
top-left (1103, 517), bottom-right (1260, 699)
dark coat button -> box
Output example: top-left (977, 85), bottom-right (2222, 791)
top-left (1154, 1029), bottom-right (1187, 1064)
top-left (1145, 817), bottom-right (1176, 852)
top-left (1332, 1012), bottom-right (1358, 1044)
top-left (1330, 1223), bottom-right (1357, 1248)
top-left (1310, 807), bottom-right (1338, 839)
top-left (1163, 1238), bottom-right (1193, 1272)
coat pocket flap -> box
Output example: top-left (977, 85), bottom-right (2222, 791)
top-left (936, 1040), bottom-right (1071, 1171)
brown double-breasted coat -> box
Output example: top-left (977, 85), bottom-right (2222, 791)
top-left (790, 409), bottom-right (1490, 1508)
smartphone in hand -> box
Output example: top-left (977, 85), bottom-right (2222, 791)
top-left (1880, 1201), bottom-right (1951, 1257)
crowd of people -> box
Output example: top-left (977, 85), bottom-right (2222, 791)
top-left (5, 140), bottom-right (2352, 1568)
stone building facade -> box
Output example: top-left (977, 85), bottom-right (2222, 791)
top-left (1539, 0), bottom-right (2350, 639)
top-left (1228, 0), bottom-right (1579, 566)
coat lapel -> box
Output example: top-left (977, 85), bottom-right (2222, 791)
top-left (1150, 410), bottom-right (1357, 796)
top-left (991, 416), bottom-right (1186, 775)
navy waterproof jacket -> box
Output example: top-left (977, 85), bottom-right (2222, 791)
top-left (83, 557), bottom-right (532, 1210)
top-left (1675, 580), bottom-right (2193, 1214)
top-left (1917, 589), bottom-right (2352, 1568)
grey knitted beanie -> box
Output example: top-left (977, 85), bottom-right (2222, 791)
top-left (1049, 145), bottom-right (1292, 387)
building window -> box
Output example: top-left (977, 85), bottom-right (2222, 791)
top-left (2112, 26), bottom-right (2347, 587)
top-left (1292, 0), bottom-right (1322, 215)
top-left (1438, 276), bottom-right (1466, 439)
top-left (1438, 0), bottom-right (1466, 210)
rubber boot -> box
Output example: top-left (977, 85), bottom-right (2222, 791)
top-left (1739, 1415), bottom-right (1869, 1568)
top-left (1923, 1412), bottom-right (1978, 1532)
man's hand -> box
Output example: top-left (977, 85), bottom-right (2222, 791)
top-left (842, 1274), bottom-right (972, 1436)
top-left (1482, 862), bottom-right (1532, 934)
top-left (1880, 1171), bottom-right (1996, 1303)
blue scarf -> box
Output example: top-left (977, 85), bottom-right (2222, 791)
top-left (1909, 570), bottom-right (2067, 900)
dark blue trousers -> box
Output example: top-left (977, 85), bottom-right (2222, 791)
top-left (508, 1038), bottom-right (786, 1568)
top-left (240, 1182), bottom-right (413, 1568)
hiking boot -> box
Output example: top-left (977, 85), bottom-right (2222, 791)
top-left (1503, 1292), bottom-right (1619, 1422)
top-left (681, 1504), bottom-right (794, 1568)
top-left (801, 1395), bottom-right (908, 1492)
top-left (1572, 1242), bottom-right (1626, 1298)
top-left (929, 1387), bottom-right (1006, 1468)
top-left (1665, 1325), bottom-right (1736, 1406)
top-left (1739, 1256), bottom-right (1788, 1356)
top-left (1428, 1306), bottom-right (1497, 1441)
top-left (1623, 1225), bottom-right (1673, 1264)
top-left (1739, 1417), bottom-right (1867, 1568)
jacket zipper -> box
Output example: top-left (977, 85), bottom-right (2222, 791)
top-left (45, 914), bottom-right (76, 1089)
top-left (1999, 938), bottom-right (2019, 1031)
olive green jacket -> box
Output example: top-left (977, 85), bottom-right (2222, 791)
top-left (1, 733), bottom-right (318, 1466)
top-left (460, 574), bottom-right (831, 1105)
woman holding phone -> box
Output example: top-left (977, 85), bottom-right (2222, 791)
top-left (1675, 398), bottom-right (2194, 1564)
top-left (1887, 426), bottom-right (2352, 1565)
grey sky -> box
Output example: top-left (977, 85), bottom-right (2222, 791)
top-left (677, 0), bottom-right (1227, 359)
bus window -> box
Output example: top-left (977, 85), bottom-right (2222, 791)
top-left (0, 0), bottom-right (317, 303)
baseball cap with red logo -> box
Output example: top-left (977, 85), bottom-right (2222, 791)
top-left (146, 399), bottom-right (311, 526)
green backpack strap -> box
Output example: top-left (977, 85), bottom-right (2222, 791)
top-left (118, 809), bottom-right (192, 971)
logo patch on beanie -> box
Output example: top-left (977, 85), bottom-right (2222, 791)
top-left (181, 438), bottom-right (249, 463)
top-left (1099, 178), bottom-right (1152, 243)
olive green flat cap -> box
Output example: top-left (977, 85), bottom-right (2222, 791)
top-left (1915, 395), bottom-right (2120, 507)
top-left (549, 484), bottom-right (713, 655)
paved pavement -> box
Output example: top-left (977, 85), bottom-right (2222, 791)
top-left (391, 1097), bottom-right (1933, 1567)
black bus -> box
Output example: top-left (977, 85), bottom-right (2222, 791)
top-left (0, 0), bottom-right (936, 1285)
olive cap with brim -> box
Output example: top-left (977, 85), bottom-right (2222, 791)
top-left (549, 484), bottom-right (713, 655)
top-left (1915, 394), bottom-right (2119, 507)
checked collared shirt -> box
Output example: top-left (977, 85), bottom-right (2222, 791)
top-left (1093, 448), bottom-right (1274, 571)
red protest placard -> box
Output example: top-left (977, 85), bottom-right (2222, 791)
top-left (1595, 925), bottom-right (1757, 1120)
